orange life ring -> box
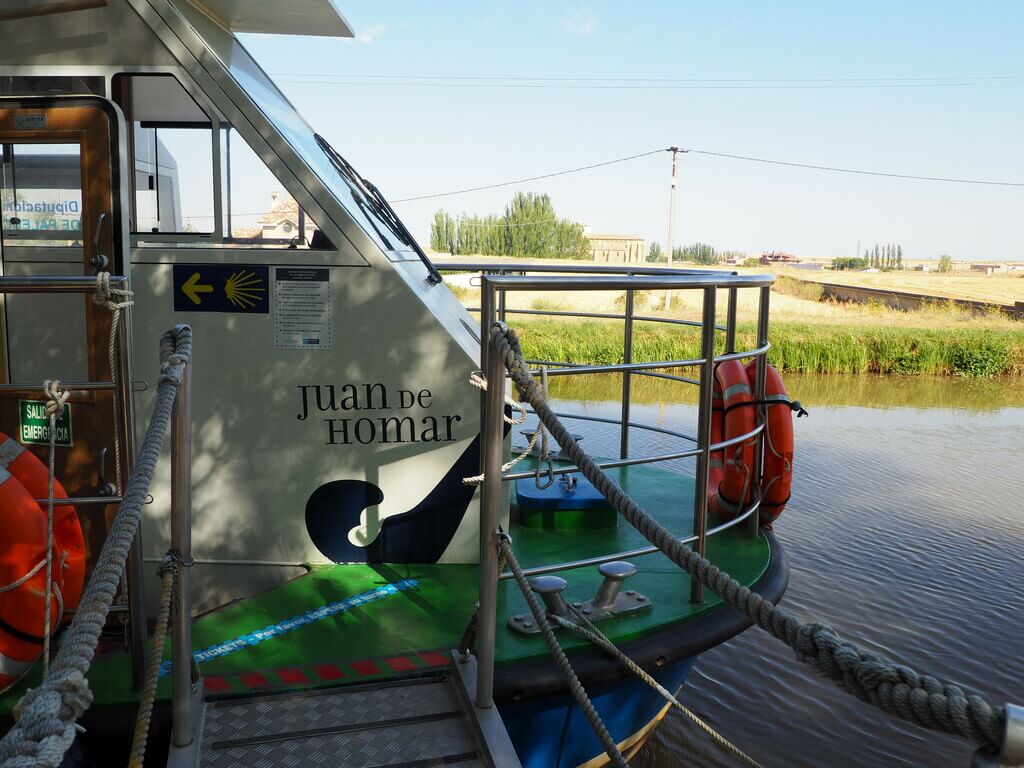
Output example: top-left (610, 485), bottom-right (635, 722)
top-left (745, 362), bottom-right (795, 525)
top-left (0, 434), bottom-right (86, 694)
top-left (708, 360), bottom-right (756, 522)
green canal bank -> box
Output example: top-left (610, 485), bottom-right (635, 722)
top-left (513, 318), bottom-right (1024, 377)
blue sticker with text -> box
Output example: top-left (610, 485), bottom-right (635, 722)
top-left (159, 579), bottom-right (418, 676)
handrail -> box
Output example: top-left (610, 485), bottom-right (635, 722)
top-left (472, 264), bottom-right (775, 708)
top-left (482, 273), bottom-right (774, 291)
top-left (434, 261), bottom-right (738, 278)
top-left (499, 493), bottom-right (763, 581)
top-left (0, 275), bottom-right (128, 293)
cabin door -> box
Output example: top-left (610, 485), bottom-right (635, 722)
top-left (0, 97), bottom-right (127, 563)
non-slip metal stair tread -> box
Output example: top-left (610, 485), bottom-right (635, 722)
top-left (205, 679), bottom-right (460, 739)
top-left (199, 676), bottom-right (485, 768)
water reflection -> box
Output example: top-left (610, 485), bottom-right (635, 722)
top-left (547, 371), bottom-right (1024, 412)
top-left (540, 374), bottom-right (1024, 768)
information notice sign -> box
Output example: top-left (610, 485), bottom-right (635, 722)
top-left (274, 267), bottom-right (332, 350)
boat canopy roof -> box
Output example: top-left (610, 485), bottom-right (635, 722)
top-left (187, 0), bottom-right (354, 38)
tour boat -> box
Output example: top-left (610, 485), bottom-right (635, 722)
top-left (0, 2), bottom-right (789, 766)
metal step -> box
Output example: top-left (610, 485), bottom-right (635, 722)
top-left (196, 667), bottom-right (518, 768)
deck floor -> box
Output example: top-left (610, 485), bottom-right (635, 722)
top-left (1, 462), bottom-right (770, 712)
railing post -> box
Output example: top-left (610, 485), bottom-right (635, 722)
top-left (691, 287), bottom-right (716, 603)
top-left (119, 306), bottom-right (148, 690)
top-left (749, 286), bottom-right (771, 537)
top-left (170, 343), bottom-right (194, 747)
top-left (476, 286), bottom-right (502, 709)
top-left (725, 287), bottom-right (738, 355)
top-left (619, 284), bottom-right (634, 460)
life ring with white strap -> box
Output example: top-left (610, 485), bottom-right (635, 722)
top-left (0, 435), bottom-right (86, 693)
top-left (708, 362), bottom-right (804, 527)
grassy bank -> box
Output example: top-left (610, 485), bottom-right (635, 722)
top-left (513, 319), bottom-right (1024, 377)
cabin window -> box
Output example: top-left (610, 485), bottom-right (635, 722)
top-left (221, 126), bottom-right (330, 249)
top-left (113, 74), bottom-right (215, 237)
top-left (0, 142), bottom-right (84, 246)
top-left (114, 73), bottom-right (332, 250)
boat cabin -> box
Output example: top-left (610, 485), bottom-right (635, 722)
top-left (0, 0), bottom-right (485, 613)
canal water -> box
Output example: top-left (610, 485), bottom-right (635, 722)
top-left (544, 373), bottom-right (1024, 767)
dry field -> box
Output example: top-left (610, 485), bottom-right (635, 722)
top-left (782, 268), bottom-right (1024, 306)
top-left (437, 256), bottom-right (1020, 331)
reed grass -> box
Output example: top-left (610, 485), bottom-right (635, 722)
top-left (513, 319), bottom-right (1024, 378)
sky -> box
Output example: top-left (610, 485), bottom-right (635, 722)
top-left (240, 1), bottom-right (1024, 262)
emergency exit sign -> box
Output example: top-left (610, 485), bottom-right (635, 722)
top-left (19, 400), bottom-right (72, 447)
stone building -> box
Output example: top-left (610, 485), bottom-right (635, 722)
top-left (586, 233), bottom-right (645, 263)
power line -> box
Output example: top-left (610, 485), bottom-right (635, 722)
top-left (391, 149), bottom-right (665, 202)
top-left (272, 78), bottom-right (1013, 92)
top-left (271, 71), bottom-right (1024, 85)
top-left (687, 149), bottom-right (1024, 187)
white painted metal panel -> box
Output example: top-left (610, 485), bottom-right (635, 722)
top-left (185, 0), bottom-right (354, 38)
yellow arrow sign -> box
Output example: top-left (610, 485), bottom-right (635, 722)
top-left (182, 272), bottom-right (214, 305)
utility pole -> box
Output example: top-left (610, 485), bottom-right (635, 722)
top-left (665, 145), bottom-right (679, 310)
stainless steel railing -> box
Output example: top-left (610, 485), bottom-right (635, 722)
top-left (170, 340), bottom-right (195, 749)
top-left (440, 263), bottom-right (774, 708)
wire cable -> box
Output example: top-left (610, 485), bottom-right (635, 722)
top-left (686, 149), bottom-right (1024, 187)
top-left (392, 149), bottom-right (665, 202)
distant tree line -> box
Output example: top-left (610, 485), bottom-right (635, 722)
top-left (833, 243), bottom-right (905, 272)
top-left (647, 242), bottom-right (745, 265)
top-left (864, 243), bottom-right (904, 270)
top-left (832, 257), bottom-right (868, 271)
top-left (430, 192), bottom-right (590, 259)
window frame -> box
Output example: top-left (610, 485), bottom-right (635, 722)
top-left (114, 72), bottom-right (224, 246)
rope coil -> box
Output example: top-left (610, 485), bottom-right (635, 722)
top-left (489, 322), bottom-right (1007, 755)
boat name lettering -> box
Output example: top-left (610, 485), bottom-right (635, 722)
top-left (296, 383), bottom-right (462, 446)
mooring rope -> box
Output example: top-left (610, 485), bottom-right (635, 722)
top-left (490, 322), bottom-right (1007, 754)
top-left (92, 272), bottom-right (134, 496)
top-left (0, 326), bottom-right (192, 768)
top-left (551, 610), bottom-right (762, 768)
top-left (128, 552), bottom-right (186, 768)
top-left (498, 534), bottom-right (628, 767)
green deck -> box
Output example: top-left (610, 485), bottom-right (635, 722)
top-left (1, 461), bottom-right (770, 714)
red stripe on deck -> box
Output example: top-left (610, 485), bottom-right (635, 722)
top-left (351, 660), bottom-right (380, 676)
top-left (419, 651), bottom-right (450, 668)
top-left (239, 672), bottom-right (270, 689)
top-left (384, 656), bottom-right (417, 673)
top-left (276, 668), bottom-right (308, 685)
top-left (314, 664), bottom-right (345, 681)
top-left (204, 676), bottom-right (231, 693)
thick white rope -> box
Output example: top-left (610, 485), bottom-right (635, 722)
top-left (92, 272), bottom-right (133, 497)
top-left (0, 326), bottom-right (191, 768)
top-left (463, 367), bottom-right (554, 488)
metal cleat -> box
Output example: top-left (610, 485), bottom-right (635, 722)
top-left (506, 564), bottom-right (651, 635)
top-left (577, 561), bottom-right (652, 621)
top-left (507, 575), bottom-right (570, 635)
top-left (529, 575), bottom-right (570, 617)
